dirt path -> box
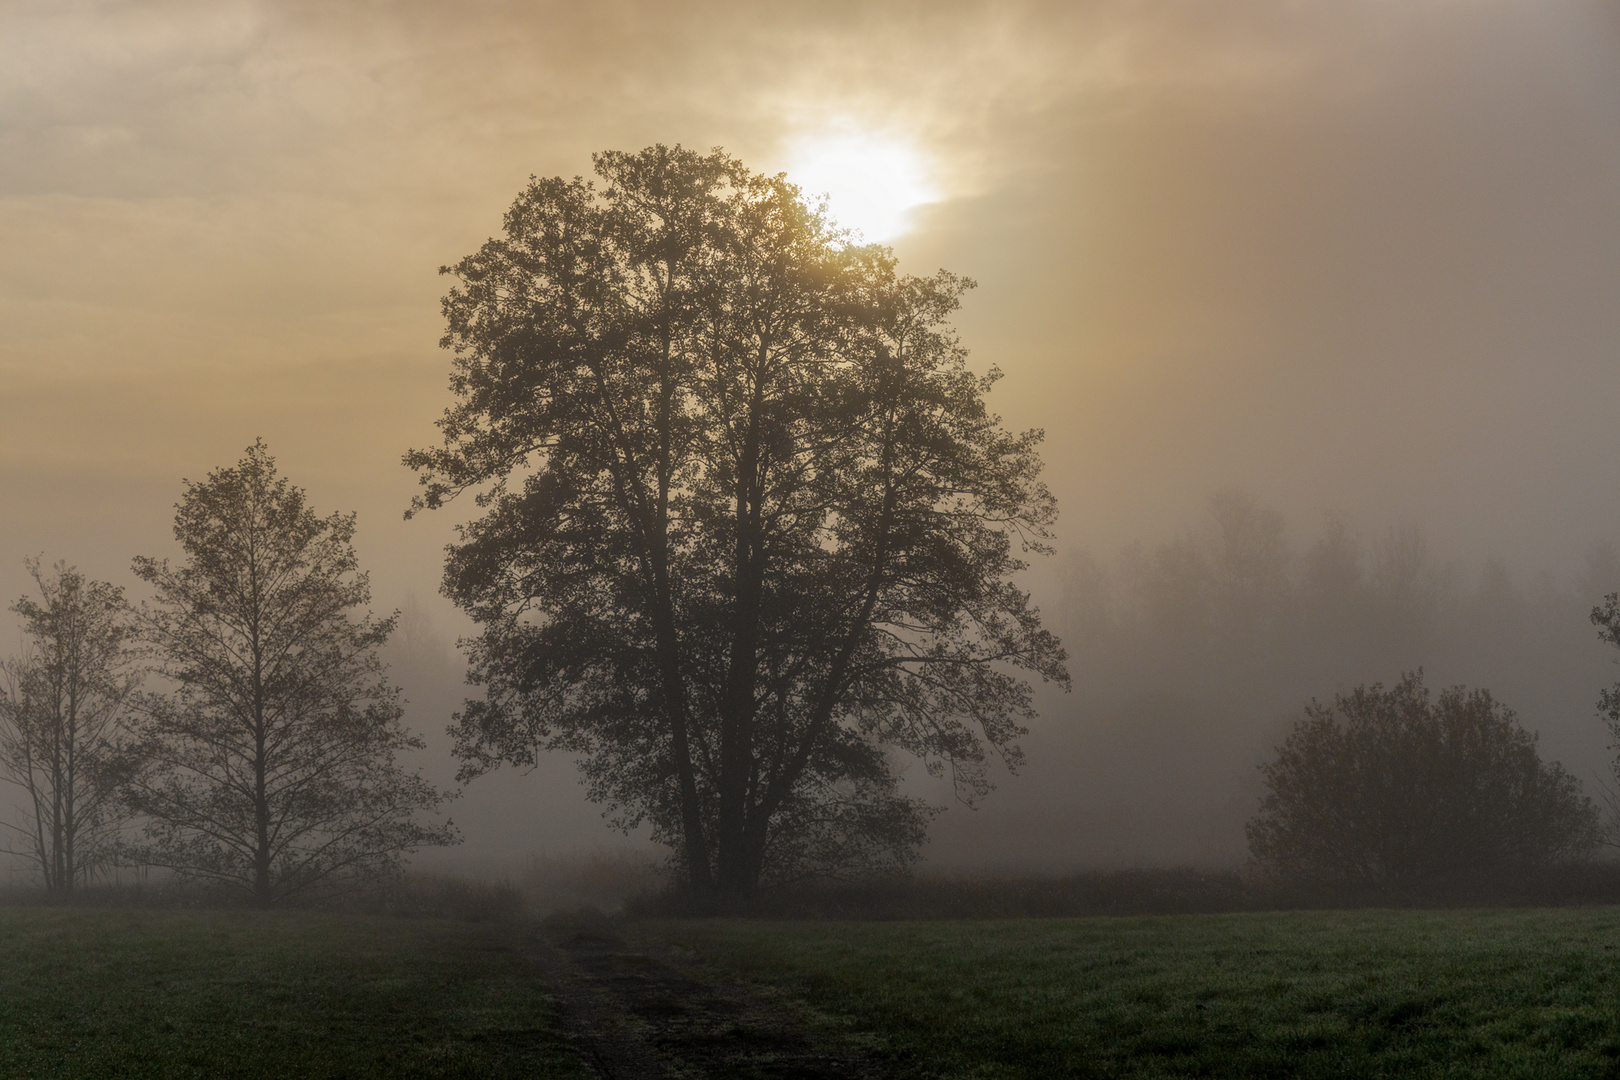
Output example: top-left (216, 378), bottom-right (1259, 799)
top-left (530, 915), bottom-right (885, 1079)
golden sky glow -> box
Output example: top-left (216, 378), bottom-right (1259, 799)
top-left (785, 127), bottom-right (939, 241)
top-left (3, 0), bottom-right (1618, 625)
top-left (3, 0), bottom-right (1620, 867)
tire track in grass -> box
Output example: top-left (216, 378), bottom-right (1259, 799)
top-left (530, 913), bottom-right (884, 1079)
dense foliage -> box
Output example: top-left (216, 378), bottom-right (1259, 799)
top-left (124, 442), bottom-right (455, 902)
top-left (1247, 671), bottom-right (1598, 891)
top-left (407, 145), bottom-right (1067, 897)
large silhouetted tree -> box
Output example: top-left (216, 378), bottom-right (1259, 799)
top-left (406, 145), bottom-right (1068, 900)
top-left (0, 559), bottom-right (140, 892)
top-left (125, 442), bottom-right (455, 903)
top-left (1247, 672), bottom-right (1597, 892)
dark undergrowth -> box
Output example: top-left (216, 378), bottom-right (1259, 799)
top-left (0, 872), bottom-right (530, 922)
top-left (14, 862), bottom-right (1620, 923)
top-left (627, 861), bottom-right (1620, 920)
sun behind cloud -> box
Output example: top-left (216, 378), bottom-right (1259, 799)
top-left (783, 129), bottom-right (939, 243)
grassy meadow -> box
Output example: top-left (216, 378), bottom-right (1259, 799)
top-left (7, 902), bottom-right (1620, 1077)
top-left (644, 906), bottom-right (1620, 1079)
top-left (0, 908), bottom-right (588, 1080)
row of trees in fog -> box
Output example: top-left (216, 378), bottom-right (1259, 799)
top-left (0, 444), bottom-right (452, 901)
top-left (6, 144), bottom-right (1616, 905)
top-left (10, 461), bottom-right (1620, 902)
top-left (1061, 492), bottom-right (1619, 707)
top-left (1, 145), bottom-right (1071, 905)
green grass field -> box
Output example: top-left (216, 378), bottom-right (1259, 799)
top-left (0, 908), bottom-right (589, 1080)
top-left (644, 906), bottom-right (1620, 1079)
top-left (8, 905), bottom-right (1620, 1078)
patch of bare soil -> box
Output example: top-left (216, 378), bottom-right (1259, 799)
top-left (530, 912), bottom-right (884, 1079)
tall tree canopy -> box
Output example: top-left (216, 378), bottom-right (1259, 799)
top-left (127, 442), bottom-right (455, 903)
top-left (0, 559), bottom-right (140, 892)
top-left (407, 145), bottom-right (1068, 898)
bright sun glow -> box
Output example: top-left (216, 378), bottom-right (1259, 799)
top-left (785, 131), bottom-right (938, 242)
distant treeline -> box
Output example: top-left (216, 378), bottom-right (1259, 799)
top-left (927, 491), bottom-right (1620, 871)
top-left (1059, 492), bottom-right (1618, 711)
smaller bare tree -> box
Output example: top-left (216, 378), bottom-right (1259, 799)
top-left (0, 559), bottom-right (140, 893)
top-left (125, 442), bottom-right (457, 903)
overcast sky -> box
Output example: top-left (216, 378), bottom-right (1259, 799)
top-left (3, 0), bottom-right (1619, 868)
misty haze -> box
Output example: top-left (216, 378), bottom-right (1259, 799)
top-left (3, 2), bottom-right (1620, 1077)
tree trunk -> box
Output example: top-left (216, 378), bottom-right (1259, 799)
top-left (62, 678), bottom-right (77, 894)
top-left (253, 699), bottom-right (272, 901)
top-left (716, 414), bottom-right (765, 902)
top-left (252, 619), bottom-right (272, 904)
top-left (650, 562), bottom-right (711, 893)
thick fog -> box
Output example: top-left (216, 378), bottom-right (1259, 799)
top-left (923, 497), bottom-right (1620, 871)
top-left (3, 1), bottom-right (1620, 878)
top-left (365, 496), bottom-right (1620, 878)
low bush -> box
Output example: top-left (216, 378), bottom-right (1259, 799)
top-left (1248, 671), bottom-right (1600, 894)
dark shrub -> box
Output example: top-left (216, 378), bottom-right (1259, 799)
top-left (1247, 671), bottom-right (1599, 895)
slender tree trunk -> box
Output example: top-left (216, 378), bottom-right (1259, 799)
top-left (51, 775), bottom-right (64, 892)
top-left (251, 578), bottom-right (272, 904)
top-left (254, 733), bottom-right (270, 901)
top-left (19, 731), bottom-right (56, 893)
top-left (62, 675), bottom-right (77, 894)
top-left (49, 682), bottom-right (65, 894)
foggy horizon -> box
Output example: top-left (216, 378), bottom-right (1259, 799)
top-left (5, 0), bottom-right (1620, 880)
